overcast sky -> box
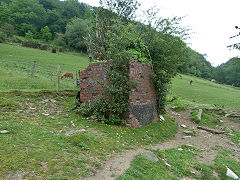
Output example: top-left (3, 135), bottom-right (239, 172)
top-left (79, 0), bottom-right (240, 66)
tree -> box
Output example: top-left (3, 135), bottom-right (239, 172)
top-left (65, 17), bottom-right (90, 52)
top-left (213, 58), bottom-right (240, 86)
top-left (100, 0), bottom-right (140, 20)
top-left (40, 26), bottom-right (52, 41)
top-left (83, 0), bottom-right (189, 122)
top-left (228, 26), bottom-right (240, 50)
top-left (1, 23), bottom-right (15, 37)
top-left (25, 30), bottom-right (34, 39)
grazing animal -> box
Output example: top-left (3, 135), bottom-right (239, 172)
top-left (211, 79), bottom-right (216, 83)
top-left (190, 79), bottom-right (193, 85)
top-left (61, 72), bottom-right (73, 79)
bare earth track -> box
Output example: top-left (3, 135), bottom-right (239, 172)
top-left (86, 107), bottom-right (240, 180)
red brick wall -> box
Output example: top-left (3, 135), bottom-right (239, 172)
top-left (80, 62), bottom-right (108, 102)
top-left (129, 60), bottom-right (156, 104)
top-left (79, 60), bottom-right (158, 127)
top-left (126, 60), bottom-right (158, 127)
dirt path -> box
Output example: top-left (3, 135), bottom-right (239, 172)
top-left (86, 108), bottom-right (240, 180)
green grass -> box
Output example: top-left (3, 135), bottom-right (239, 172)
top-left (118, 146), bottom-right (240, 180)
top-left (0, 90), bottom-right (178, 179)
top-left (0, 43), bottom-right (89, 71)
top-left (171, 74), bottom-right (240, 110)
top-left (190, 109), bottom-right (223, 128)
top-left (227, 128), bottom-right (240, 145)
top-left (0, 43), bottom-right (89, 91)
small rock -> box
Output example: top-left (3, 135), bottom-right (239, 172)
top-left (180, 124), bottom-right (187, 128)
top-left (159, 115), bottom-right (165, 121)
top-left (71, 120), bottom-right (76, 128)
top-left (30, 107), bottom-right (35, 110)
top-left (58, 130), bottom-right (63, 133)
top-left (184, 130), bottom-right (195, 135)
top-left (142, 151), bottom-right (159, 162)
top-left (220, 120), bottom-right (224, 123)
top-left (165, 162), bottom-right (171, 167)
top-left (51, 99), bottom-right (56, 103)
top-left (226, 167), bottom-right (239, 179)
top-left (42, 99), bottom-right (49, 103)
top-left (65, 129), bottom-right (86, 136)
top-left (225, 114), bottom-right (230, 117)
top-left (91, 116), bottom-right (98, 120)
top-left (182, 136), bottom-right (192, 139)
top-left (177, 148), bottom-right (183, 151)
top-left (0, 130), bottom-right (9, 134)
top-left (42, 113), bottom-right (50, 116)
top-left (197, 109), bottom-right (202, 120)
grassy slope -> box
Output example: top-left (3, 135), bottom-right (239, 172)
top-left (0, 43), bottom-right (89, 91)
top-left (119, 74), bottom-right (240, 180)
top-left (171, 74), bottom-right (240, 110)
top-left (0, 43), bottom-right (89, 70)
top-left (0, 91), bottom-right (178, 179)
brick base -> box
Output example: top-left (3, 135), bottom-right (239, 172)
top-left (79, 59), bottom-right (159, 127)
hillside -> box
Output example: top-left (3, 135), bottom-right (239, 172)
top-left (178, 48), bottom-right (213, 80)
top-left (0, 75), bottom-right (239, 179)
top-left (213, 58), bottom-right (240, 87)
top-left (0, 43), bottom-right (89, 90)
top-left (171, 74), bottom-right (240, 110)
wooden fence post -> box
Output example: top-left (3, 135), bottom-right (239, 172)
top-left (76, 70), bottom-right (78, 86)
top-left (57, 64), bottom-right (61, 93)
top-left (31, 60), bottom-right (36, 78)
top-left (49, 64), bottom-right (53, 81)
top-left (6, 56), bottom-right (8, 70)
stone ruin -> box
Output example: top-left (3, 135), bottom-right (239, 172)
top-left (79, 60), bottom-right (159, 127)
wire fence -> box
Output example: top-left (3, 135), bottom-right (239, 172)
top-left (0, 57), bottom-right (80, 91)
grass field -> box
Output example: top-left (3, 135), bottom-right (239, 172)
top-left (0, 43), bottom-right (89, 91)
top-left (170, 74), bottom-right (240, 110)
top-left (0, 43), bottom-right (89, 71)
top-left (0, 90), bottom-right (178, 179)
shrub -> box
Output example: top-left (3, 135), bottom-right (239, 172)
top-left (40, 44), bottom-right (48, 50)
top-left (0, 31), bottom-right (7, 43)
top-left (1, 23), bottom-right (15, 37)
top-left (7, 36), bottom-right (24, 44)
top-left (51, 48), bottom-right (57, 53)
top-left (59, 48), bottom-right (65, 52)
top-left (22, 40), bottom-right (41, 49)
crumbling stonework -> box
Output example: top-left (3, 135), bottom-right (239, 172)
top-left (79, 60), bottom-right (158, 127)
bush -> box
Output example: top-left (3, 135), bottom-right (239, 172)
top-left (59, 48), bottom-right (65, 52)
top-left (7, 36), bottom-right (24, 44)
top-left (22, 39), bottom-right (41, 49)
top-left (0, 31), bottom-right (7, 43)
top-left (40, 44), bottom-right (48, 50)
top-left (51, 48), bottom-right (57, 53)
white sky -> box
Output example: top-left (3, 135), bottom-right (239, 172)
top-left (79, 0), bottom-right (240, 66)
